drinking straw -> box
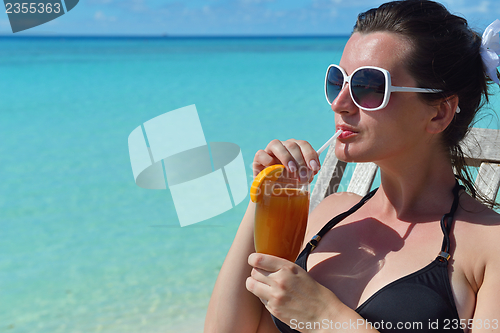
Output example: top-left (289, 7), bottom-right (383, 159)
top-left (316, 129), bottom-right (343, 155)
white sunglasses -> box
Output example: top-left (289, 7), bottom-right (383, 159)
top-left (325, 64), bottom-right (443, 111)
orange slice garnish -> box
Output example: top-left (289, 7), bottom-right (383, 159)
top-left (250, 164), bottom-right (285, 203)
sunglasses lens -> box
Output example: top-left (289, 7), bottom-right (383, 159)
top-left (351, 68), bottom-right (386, 109)
top-left (326, 66), bottom-right (344, 104)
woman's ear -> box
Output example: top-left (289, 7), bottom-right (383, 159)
top-left (426, 96), bottom-right (459, 134)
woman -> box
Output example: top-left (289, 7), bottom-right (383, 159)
top-left (205, 1), bottom-right (500, 332)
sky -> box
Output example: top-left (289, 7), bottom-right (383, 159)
top-left (1, 0), bottom-right (500, 36)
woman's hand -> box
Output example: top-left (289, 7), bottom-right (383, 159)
top-left (253, 139), bottom-right (320, 183)
top-left (246, 253), bottom-right (342, 329)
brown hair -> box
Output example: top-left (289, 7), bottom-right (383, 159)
top-left (354, 0), bottom-right (499, 207)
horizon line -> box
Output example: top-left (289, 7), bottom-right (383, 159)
top-left (0, 33), bottom-right (350, 39)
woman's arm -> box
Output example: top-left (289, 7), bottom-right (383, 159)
top-left (205, 201), bottom-right (276, 333)
top-left (205, 139), bottom-right (321, 333)
top-left (469, 229), bottom-right (500, 333)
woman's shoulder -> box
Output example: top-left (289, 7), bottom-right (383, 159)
top-left (457, 193), bottom-right (500, 227)
top-left (454, 195), bottom-right (500, 280)
top-left (456, 206), bottom-right (500, 259)
top-left (449, 197), bottom-right (500, 315)
top-left (305, 191), bottom-right (365, 239)
top-left (312, 191), bottom-right (364, 216)
top-left (455, 194), bottom-right (500, 241)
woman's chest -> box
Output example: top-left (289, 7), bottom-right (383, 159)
top-left (304, 219), bottom-right (476, 321)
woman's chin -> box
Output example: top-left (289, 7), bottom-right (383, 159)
top-left (334, 146), bottom-right (375, 164)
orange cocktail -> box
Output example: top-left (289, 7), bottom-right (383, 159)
top-left (254, 176), bottom-right (309, 262)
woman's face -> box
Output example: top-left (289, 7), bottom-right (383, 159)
top-left (333, 32), bottom-right (436, 165)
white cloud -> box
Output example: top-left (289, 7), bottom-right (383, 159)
top-left (129, 0), bottom-right (148, 12)
top-left (94, 11), bottom-right (104, 20)
top-left (444, 0), bottom-right (491, 14)
top-left (94, 11), bottom-right (117, 22)
top-left (441, 0), bottom-right (466, 7)
top-left (466, 1), bottom-right (490, 14)
top-left (88, 0), bottom-right (114, 4)
top-left (274, 10), bottom-right (286, 17)
top-left (0, 19), bottom-right (10, 27)
top-left (239, 0), bottom-right (275, 4)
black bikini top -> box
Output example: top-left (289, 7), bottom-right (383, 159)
top-left (272, 182), bottom-right (465, 333)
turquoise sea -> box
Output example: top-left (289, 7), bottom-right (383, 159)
top-left (1, 36), bottom-right (499, 333)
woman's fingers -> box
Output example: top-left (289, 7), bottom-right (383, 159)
top-left (246, 254), bottom-right (289, 307)
top-left (282, 139), bottom-right (320, 182)
top-left (252, 149), bottom-right (280, 177)
top-left (248, 253), bottom-right (287, 272)
top-left (253, 139), bottom-right (320, 181)
top-left (246, 268), bottom-right (272, 303)
top-left (280, 140), bottom-right (308, 181)
top-left (294, 140), bottom-right (321, 173)
top-left (246, 253), bottom-right (319, 321)
top-left (264, 139), bottom-right (297, 172)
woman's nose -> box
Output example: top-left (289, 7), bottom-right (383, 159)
top-left (331, 83), bottom-right (357, 114)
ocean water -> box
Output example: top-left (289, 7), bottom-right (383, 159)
top-left (1, 36), bottom-right (499, 333)
top-left (0, 36), bottom-right (348, 333)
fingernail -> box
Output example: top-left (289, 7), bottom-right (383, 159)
top-left (309, 160), bottom-right (320, 171)
top-left (299, 168), bottom-right (308, 179)
top-left (288, 161), bottom-right (297, 173)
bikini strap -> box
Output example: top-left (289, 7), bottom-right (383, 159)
top-left (437, 181), bottom-right (465, 262)
top-left (300, 182), bottom-right (463, 266)
top-left (306, 188), bottom-right (378, 252)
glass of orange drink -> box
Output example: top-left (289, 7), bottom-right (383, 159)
top-left (251, 165), bottom-right (310, 262)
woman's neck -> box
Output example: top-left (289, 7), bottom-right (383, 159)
top-left (370, 148), bottom-right (457, 222)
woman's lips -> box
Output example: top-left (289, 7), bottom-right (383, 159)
top-left (337, 126), bottom-right (357, 139)
top-left (339, 131), bottom-right (355, 139)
